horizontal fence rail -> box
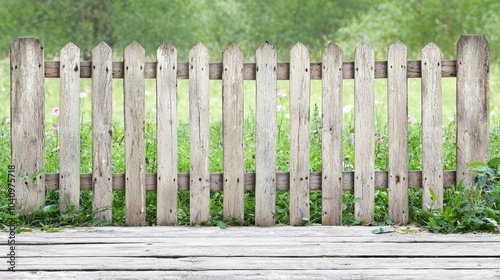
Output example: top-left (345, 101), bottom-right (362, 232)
top-left (10, 35), bottom-right (489, 227)
top-left (43, 172), bottom-right (459, 191)
top-left (43, 60), bottom-right (459, 79)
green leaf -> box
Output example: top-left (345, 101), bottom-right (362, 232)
top-left (353, 197), bottom-right (362, 203)
top-left (485, 208), bottom-right (497, 220)
top-left (429, 188), bottom-right (438, 204)
top-left (468, 162), bottom-right (487, 168)
top-left (487, 157), bottom-right (500, 168)
top-left (18, 227), bottom-right (32, 233)
top-left (217, 221), bottom-right (227, 230)
top-left (43, 227), bottom-right (63, 233)
top-left (483, 218), bottom-right (498, 227)
top-left (372, 226), bottom-right (395, 234)
top-left (396, 228), bottom-right (414, 233)
top-left (29, 169), bottom-right (45, 181)
top-left (43, 205), bottom-right (59, 213)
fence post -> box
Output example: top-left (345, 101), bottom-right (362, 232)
top-left (421, 43), bottom-right (443, 209)
top-left (189, 42), bottom-right (210, 225)
top-left (456, 35), bottom-right (490, 188)
top-left (289, 42), bottom-right (311, 226)
top-left (156, 42), bottom-right (178, 226)
top-left (91, 42), bottom-right (113, 222)
top-left (222, 44), bottom-right (245, 223)
top-left (387, 41), bottom-right (409, 223)
top-left (10, 37), bottom-right (45, 213)
top-left (321, 43), bottom-right (343, 225)
top-left (255, 42), bottom-right (277, 227)
top-left (354, 43), bottom-right (375, 223)
top-left (124, 41), bottom-right (146, 226)
top-left (59, 42), bottom-right (81, 213)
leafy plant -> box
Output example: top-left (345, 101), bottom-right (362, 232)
top-left (411, 158), bottom-right (500, 233)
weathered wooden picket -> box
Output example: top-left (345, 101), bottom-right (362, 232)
top-left (10, 35), bottom-right (489, 227)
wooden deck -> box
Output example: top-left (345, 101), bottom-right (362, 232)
top-left (2, 226), bottom-right (500, 279)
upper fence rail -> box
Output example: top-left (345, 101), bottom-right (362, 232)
top-left (43, 60), bottom-right (458, 79)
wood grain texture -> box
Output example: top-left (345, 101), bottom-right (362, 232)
top-left (9, 257), bottom-right (500, 271)
top-left (289, 43), bottom-right (311, 226)
top-left (91, 42), bottom-right (113, 222)
top-left (387, 41), bottom-right (409, 224)
top-left (59, 42), bottom-right (80, 213)
top-left (10, 38), bottom-right (45, 213)
top-left (456, 35), bottom-right (490, 188)
top-left (354, 43), bottom-right (375, 223)
top-left (7, 270), bottom-right (500, 280)
top-left (321, 43), bottom-right (343, 225)
top-left (255, 42), bottom-right (277, 227)
top-left (44, 171), bottom-right (459, 191)
top-left (189, 43), bottom-right (210, 225)
top-left (43, 60), bottom-right (459, 79)
top-left (222, 44), bottom-right (245, 222)
top-left (5, 226), bottom-right (499, 279)
top-left (124, 41), bottom-right (146, 226)
top-left (14, 242), bottom-right (500, 258)
top-left (421, 43), bottom-right (443, 210)
top-left (156, 42), bottom-right (178, 225)
top-left (7, 224), bottom-right (499, 239)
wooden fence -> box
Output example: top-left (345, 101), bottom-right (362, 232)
top-left (10, 35), bottom-right (489, 226)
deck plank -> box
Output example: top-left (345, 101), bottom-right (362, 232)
top-left (14, 242), bottom-right (500, 257)
top-left (10, 257), bottom-right (500, 270)
top-left (5, 270), bottom-right (500, 280)
top-left (1, 226), bottom-right (499, 278)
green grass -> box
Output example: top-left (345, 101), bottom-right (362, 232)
top-left (2, 107), bottom-right (500, 232)
top-left (1, 58), bottom-right (500, 233)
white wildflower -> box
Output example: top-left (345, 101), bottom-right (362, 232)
top-left (343, 105), bottom-right (353, 113)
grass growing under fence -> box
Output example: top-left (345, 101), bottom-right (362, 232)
top-left (1, 108), bottom-right (500, 233)
top-left (1, 60), bottom-right (500, 233)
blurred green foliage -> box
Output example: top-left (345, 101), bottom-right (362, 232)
top-left (0, 0), bottom-right (498, 61)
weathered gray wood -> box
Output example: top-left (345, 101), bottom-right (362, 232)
top-left (255, 42), bottom-right (277, 227)
top-left (91, 42), bottom-right (113, 222)
top-left (222, 44), bottom-right (245, 222)
top-left (7, 225), bottom-right (499, 240)
top-left (59, 42), bottom-right (80, 214)
top-left (387, 41), bottom-right (409, 224)
top-left (7, 270), bottom-right (500, 280)
top-left (421, 43), bottom-right (443, 210)
top-left (289, 43), bottom-right (311, 226)
top-left (156, 42), bottom-right (178, 226)
top-left (6, 225), bottom-right (499, 279)
top-left (321, 43), bottom-right (343, 226)
top-left (189, 43), bottom-right (210, 224)
top-left (354, 42), bottom-right (375, 223)
top-left (43, 60), bottom-right (459, 80)
top-left (10, 38), bottom-right (45, 213)
top-left (456, 35), bottom-right (490, 188)
top-left (43, 170), bottom-right (459, 191)
top-left (124, 41), bottom-right (146, 226)
top-left (11, 257), bottom-right (500, 271)
top-left (11, 233), bottom-right (500, 244)
top-left (16, 242), bottom-right (500, 258)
